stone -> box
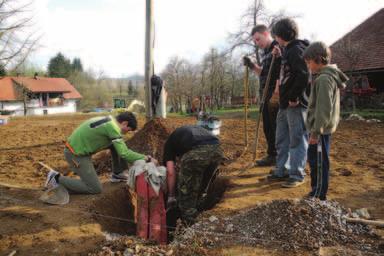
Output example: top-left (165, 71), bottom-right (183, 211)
top-left (123, 248), bottom-right (134, 256)
top-left (225, 224), bottom-right (234, 233)
top-left (165, 249), bottom-right (174, 256)
top-left (354, 208), bottom-right (370, 219)
top-left (209, 215), bottom-right (218, 222)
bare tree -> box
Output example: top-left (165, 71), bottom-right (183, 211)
top-left (0, 0), bottom-right (40, 71)
top-left (332, 35), bottom-right (363, 112)
top-left (227, 0), bottom-right (297, 64)
top-left (227, 0), bottom-right (266, 64)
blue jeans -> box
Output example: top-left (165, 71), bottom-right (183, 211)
top-left (308, 134), bottom-right (331, 200)
top-left (275, 107), bottom-right (308, 181)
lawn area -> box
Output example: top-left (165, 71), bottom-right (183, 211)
top-left (341, 109), bottom-right (384, 121)
top-left (168, 106), bottom-right (260, 119)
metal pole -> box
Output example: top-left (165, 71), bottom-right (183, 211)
top-left (144, 0), bottom-right (154, 120)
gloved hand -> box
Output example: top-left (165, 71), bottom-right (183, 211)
top-left (146, 155), bottom-right (159, 165)
top-left (167, 196), bottom-right (177, 209)
top-left (243, 56), bottom-right (255, 70)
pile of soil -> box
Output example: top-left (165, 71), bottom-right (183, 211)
top-left (94, 118), bottom-right (174, 173)
top-left (126, 118), bottom-right (174, 161)
top-left (176, 199), bottom-right (382, 253)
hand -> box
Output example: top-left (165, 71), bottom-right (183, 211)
top-left (151, 157), bottom-right (159, 165)
top-left (309, 134), bottom-right (318, 145)
top-left (167, 196), bottom-right (177, 209)
top-left (288, 100), bottom-right (299, 107)
top-left (270, 91), bottom-right (279, 105)
top-left (272, 45), bottom-right (282, 57)
top-left (146, 155), bottom-right (158, 165)
top-left (243, 56), bottom-right (255, 70)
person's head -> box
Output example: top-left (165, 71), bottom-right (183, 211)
top-left (115, 111), bottom-right (137, 134)
top-left (303, 41), bottom-right (331, 73)
top-left (251, 24), bottom-right (272, 49)
top-left (271, 18), bottom-right (299, 46)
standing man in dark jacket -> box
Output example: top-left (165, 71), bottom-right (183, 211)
top-left (164, 125), bottom-right (223, 224)
top-left (243, 24), bottom-right (281, 166)
top-left (268, 18), bottom-right (311, 188)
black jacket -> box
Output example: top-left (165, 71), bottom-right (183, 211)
top-left (259, 40), bottom-right (281, 101)
top-left (279, 39), bottom-right (311, 109)
top-left (162, 125), bottom-right (219, 164)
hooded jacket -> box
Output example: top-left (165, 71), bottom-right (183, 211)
top-left (306, 65), bottom-right (348, 137)
top-left (279, 39), bottom-right (311, 109)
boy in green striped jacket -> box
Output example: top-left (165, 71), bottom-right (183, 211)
top-left (44, 112), bottom-right (156, 194)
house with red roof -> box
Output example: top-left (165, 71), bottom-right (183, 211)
top-left (331, 8), bottom-right (384, 94)
top-left (0, 75), bottom-right (82, 116)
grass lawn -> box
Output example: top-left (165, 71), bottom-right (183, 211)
top-left (168, 107), bottom-right (260, 119)
top-left (341, 109), bottom-right (384, 121)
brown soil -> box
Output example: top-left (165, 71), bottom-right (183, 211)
top-left (0, 114), bottom-right (383, 255)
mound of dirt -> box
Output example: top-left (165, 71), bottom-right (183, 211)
top-left (176, 199), bottom-right (382, 253)
top-left (94, 118), bottom-right (175, 172)
top-left (126, 118), bottom-right (174, 161)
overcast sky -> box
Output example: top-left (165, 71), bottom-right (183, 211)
top-left (31, 0), bottom-right (383, 77)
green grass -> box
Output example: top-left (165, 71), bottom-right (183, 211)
top-left (211, 106), bottom-right (260, 119)
top-left (167, 106), bottom-right (260, 119)
top-left (341, 109), bottom-right (384, 121)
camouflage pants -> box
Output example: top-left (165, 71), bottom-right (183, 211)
top-left (177, 144), bottom-right (223, 223)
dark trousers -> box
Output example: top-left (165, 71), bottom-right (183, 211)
top-left (307, 134), bottom-right (331, 200)
top-left (110, 146), bottom-right (128, 174)
top-left (262, 102), bottom-right (278, 157)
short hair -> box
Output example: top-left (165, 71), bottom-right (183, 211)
top-left (303, 41), bottom-right (332, 65)
top-left (271, 18), bottom-right (298, 42)
top-left (116, 111), bottom-right (137, 130)
top-left (251, 24), bottom-right (268, 36)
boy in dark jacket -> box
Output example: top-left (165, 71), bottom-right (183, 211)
top-left (268, 18), bottom-right (311, 188)
top-left (304, 41), bottom-right (348, 200)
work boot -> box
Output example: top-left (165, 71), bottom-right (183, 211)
top-left (255, 155), bottom-right (276, 167)
top-left (44, 170), bottom-right (60, 190)
top-left (110, 173), bottom-right (128, 183)
top-left (281, 178), bottom-right (305, 188)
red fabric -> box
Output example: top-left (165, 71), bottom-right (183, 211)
top-left (135, 173), bottom-right (167, 244)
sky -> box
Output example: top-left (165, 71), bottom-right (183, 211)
top-left (30, 0), bottom-right (384, 78)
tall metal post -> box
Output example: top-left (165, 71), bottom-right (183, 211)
top-left (144, 0), bottom-right (154, 120)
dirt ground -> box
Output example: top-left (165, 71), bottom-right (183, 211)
top-left (0, 113), bottom-right (383, 255)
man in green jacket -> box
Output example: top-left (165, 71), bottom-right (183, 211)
top-left (44, 111), bottom-right (155, 194)
top-left (303, 41), bottom-right (348, 200)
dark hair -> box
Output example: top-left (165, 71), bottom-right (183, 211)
top-left (116, 111), bottom-right (137, 130)
top-left (271, 18), bottom-right (298, 42)
top-left (251, 24), bottom-right (268, 36)
top-left (303, 41), bottom-right (331, 65)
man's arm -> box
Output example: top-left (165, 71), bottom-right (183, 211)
top-left (166, 160), bottom-right (176, 197)
top-left (287, 48), bottom-right (309, 103)
top-left (253, 64), bottom-right (262, 75)
top-left (312, 76), bottom-right (334, 138)
top-left (243, 56), bottom-right (262, 75)
top-left (111, 138), bottom-right (146, 162)
top-left (105, 121), bottom-right (146, 163)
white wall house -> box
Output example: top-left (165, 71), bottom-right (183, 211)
top-left (0, 76), bottom-right (82, 116)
